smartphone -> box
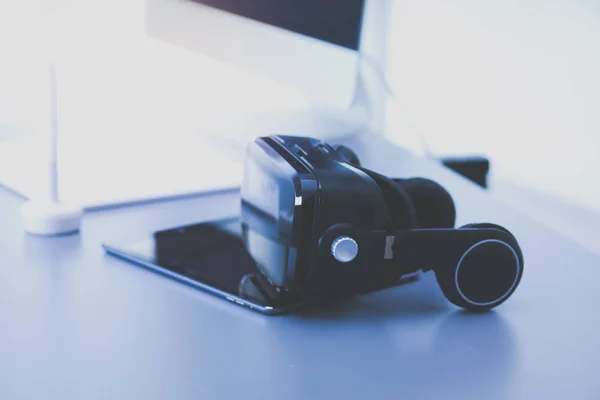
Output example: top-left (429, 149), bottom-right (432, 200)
top-left (102, 217), bottom-right (322, 315)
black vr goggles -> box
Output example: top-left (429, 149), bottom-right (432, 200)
top-left (240, 135), bottom-right (523, 311)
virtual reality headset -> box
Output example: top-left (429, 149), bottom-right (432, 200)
top-left (240, 135), bottom-right (523, 311)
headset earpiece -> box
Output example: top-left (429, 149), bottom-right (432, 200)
top-left (394, 178), bottom-right (456, 229)
top-left (355, 168), bottom-right (418, 230)
top-left (334, 145), bottom-right (455, 229)
top-left (392, 226), bottom-right (523, 312)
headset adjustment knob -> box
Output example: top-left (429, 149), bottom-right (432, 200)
top-left (331, 236), bottom-right (359, 263)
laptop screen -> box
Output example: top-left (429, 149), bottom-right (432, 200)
top-left (190, 0), bottom-right (365, 50)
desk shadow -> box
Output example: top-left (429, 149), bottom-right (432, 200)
top-left (258, 308), bottom-right (517, 399)
top-left (277, 274), bottom-right (518, 399)
top-left (294, 272), bottom-right (452, 322)
top-left (23, 234), bottom-right (82, 266)
top-left (415, 310), bottom-right (517, 400)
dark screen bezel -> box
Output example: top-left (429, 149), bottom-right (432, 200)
top-left (103, 243), bottom-right (293, 315)
top-left (189, 0), bottom-right (366, 51)
top-left (101, 216), bottom-right (322, 315)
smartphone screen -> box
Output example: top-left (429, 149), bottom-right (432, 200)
top-left (102, 217), bottom-right (310, 314)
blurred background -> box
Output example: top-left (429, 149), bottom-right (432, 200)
top-left (0, 0), bottom-right (599, 252)
top-left (384, 0), bottom-right (600, 255)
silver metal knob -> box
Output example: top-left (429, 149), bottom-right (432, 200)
top-left (331, 236), bottom-right (358, 263)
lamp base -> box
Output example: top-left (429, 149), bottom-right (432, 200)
top-left (21, 201), bottom-right (83, 236)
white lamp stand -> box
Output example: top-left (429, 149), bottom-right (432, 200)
top-left (21, 63), bottom-right (82, 236)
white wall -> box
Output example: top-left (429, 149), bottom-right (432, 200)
top-left (385, 0), bottom-right (600, 214)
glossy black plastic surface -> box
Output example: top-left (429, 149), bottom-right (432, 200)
top-left (240, 135), bottom-right (524, 311)
top-left (242, 136), bottom-right (396, 298)
top-left (104, 218), bottom-right (308, 313)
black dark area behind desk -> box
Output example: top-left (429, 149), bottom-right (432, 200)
top-left (441, 156), bottom-right (490, 188)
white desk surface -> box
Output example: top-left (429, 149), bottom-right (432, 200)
top-left (1, 135), bottom-right (599, 399)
